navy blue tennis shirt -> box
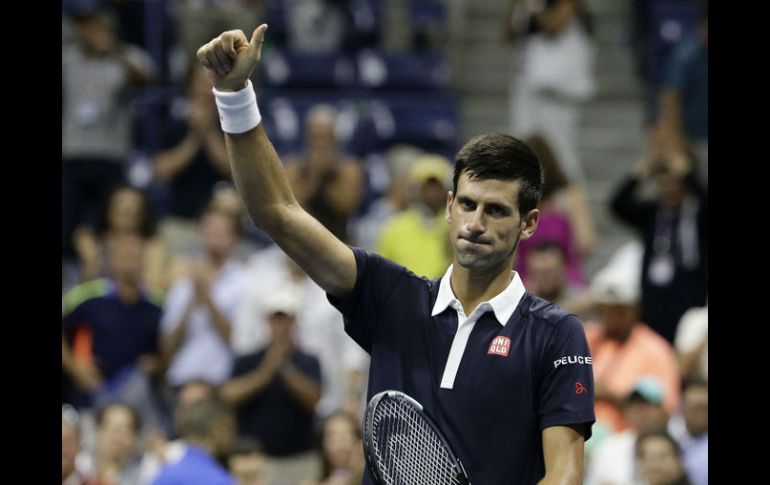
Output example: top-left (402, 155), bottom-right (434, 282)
top-left (328, 248), bottom-right (595, 485)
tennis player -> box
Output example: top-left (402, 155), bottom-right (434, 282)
top-left (197, 24), bottom-right (595, 484)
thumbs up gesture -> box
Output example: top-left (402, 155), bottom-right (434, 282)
top-left (196, 24), bottom-right (268, 92)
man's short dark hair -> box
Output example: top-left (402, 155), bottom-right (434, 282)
top-left (453, 133), bottom-right (544, 217)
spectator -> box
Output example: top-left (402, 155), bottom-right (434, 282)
top-left (504, 0), bottom-right (595, 184)
top-left (63, 405), bottom-right (88, 485)
top-left (674, 304), bottom-right (708, 381)
top-left (160, 208), bottom-right (247, 389)
top-left (635, 431), bottom-right (691, 485)
top-left (137, 379), bottom-right (218, 484)
top-left (233, 247), bottom-right (369, 418)
top-left (151, 397), bottom-right (237, 484)
top-left (154, 64), bottom-right (232, 257)
top-left (73, 184), bottom-right (169, 292)
top-left (286, 104), bottom-right (364, 244)
top-left (227, 437), bottom-right (268, 485)
top-left (585, 259), bottom-right (681, 434)
top-left (523, 242), bottom-right (584, 309)
top-left (210, 182), bottom-right (273, 257)
top-left (610, 141), bottom-right (707, 344)
top-left (514, 134), bottom-right (596, 287)
top-left (669, 379), bottom-right (708, 485)
top-left (303, 411), bottom-right (365, 485)
top-left (656, 1), bottom-right (708, 180)
top-left (62, 7), bottom-right (155, 257)
top-left (62, 233), bottom-right (163, 412)
top-left (220, 287), bottom-right (323, 485)
top-left (585, 377), bottom-right (670, 485)
top-left (352, 145), bottom-right (423, 250)
top-left (375, 154), bottom-right (453, 279)
top-left (89, 402), bottom-right (144, 485)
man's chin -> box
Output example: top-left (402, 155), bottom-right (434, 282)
top-left (455, 252), bottom-right (490, 269)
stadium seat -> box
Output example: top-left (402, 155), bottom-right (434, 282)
top-left (356, 50), bottom-right (450, 91)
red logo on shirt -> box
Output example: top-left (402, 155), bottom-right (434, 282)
top-left (487, 336), bottom-right (511, 357)
top-left (575, 382), bottom-right (588, 395)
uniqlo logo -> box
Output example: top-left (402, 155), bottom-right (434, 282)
top-left (487, 336), bottom-right (511, 357)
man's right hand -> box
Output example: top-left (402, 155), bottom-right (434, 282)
top-left (196, 24), bottom-right (268, 92)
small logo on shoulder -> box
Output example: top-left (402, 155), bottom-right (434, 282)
top-left (575, 382), bottom-right (588, 396)
top-left (487, 336), bottom-right (511, 357)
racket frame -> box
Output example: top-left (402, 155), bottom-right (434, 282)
top-left (363, 390), bottom-right (471, 485)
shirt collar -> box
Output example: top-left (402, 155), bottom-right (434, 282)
top-left (431, 264), bottom-right (527, 326)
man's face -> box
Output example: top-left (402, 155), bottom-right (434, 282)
top-left (526, 248), bottom-right (566, 298)
top-left (76, 15), bottom-right (115, 55)
top-left (202, 212), bottom-right (238, 259)
top-left (638, 437), bottom-right (683, 485)
top-left (446, 172), bottom-right (538, 272)
top-left (107, 234), bottom-right (145, 281)
top-left (98, 407), bottom-right (137, 461)
top-left (108, 189), bottom-right (144, 232)
top-left (306, 119), bottom-right (336, 152)
top-left (268, 312), bottom-right (296, 342)
top-left (421, 178), bottom-right (448, 214)
top-left (597, 303), bottom-right (637, 335)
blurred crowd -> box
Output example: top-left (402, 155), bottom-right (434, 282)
top-left (61, 0), bottom-right (707, 484)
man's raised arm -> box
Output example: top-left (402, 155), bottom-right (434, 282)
top-left (196, 25), bottom-right (356, 298)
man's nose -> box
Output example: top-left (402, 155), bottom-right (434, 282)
top-left (466, 207), bottom-right (485, 233)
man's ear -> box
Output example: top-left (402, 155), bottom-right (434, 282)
top-left (519, 208), bottom-right (540, 240)
top-left (445, 191), bottom-right (454, 225)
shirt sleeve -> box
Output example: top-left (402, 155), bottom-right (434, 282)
top-left (61, 303), bottom-right (85, 334)
top-left (326, 247), bottom-right (408, 353)
top-left (538, 314), bottom-right (596, 440)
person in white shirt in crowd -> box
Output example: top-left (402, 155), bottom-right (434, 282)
top-left (160, 207), bottom-right (248, 390)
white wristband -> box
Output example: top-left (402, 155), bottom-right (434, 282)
top-left (212, 80), bottom-right (262, 134)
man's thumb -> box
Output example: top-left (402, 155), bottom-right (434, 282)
top-left (250, 24), bottom-right (268, 57)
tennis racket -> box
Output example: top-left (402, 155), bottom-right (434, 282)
top-left (363, 390), bottom-right (471, 485)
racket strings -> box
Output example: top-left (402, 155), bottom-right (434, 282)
top-left (372, 398), bottom-right (463, 485)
